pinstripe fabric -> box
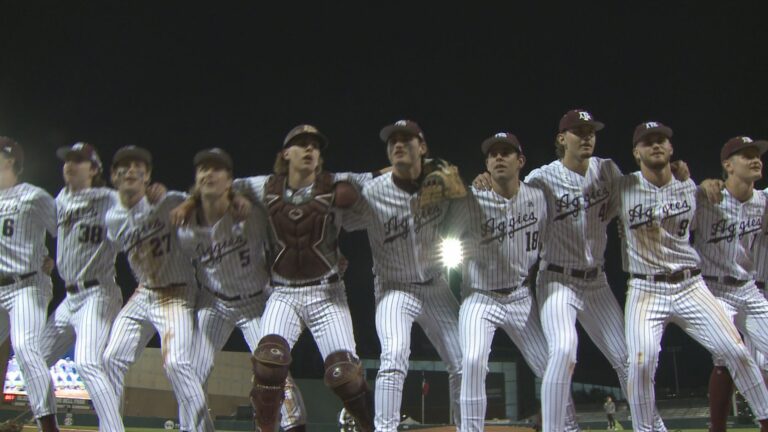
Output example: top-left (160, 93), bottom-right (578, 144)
top-left (104, 191), bottom-right (213, 432)
top-left (39, 186), bottom-right (124, 431)
top-left (456, 184), bottom-right (578, 431)
top-left (0, 183), bottom-right (57, 420)
top-left (351, 172), bottom-right (462, 432)
top-left (754, 188), bottom-right (768, 285)
top-left (616, 173), bottom-right (768, 429)
top-left (178, 209), bottom-right (307, 429)
top-left (523, 160), bottom-right (654, 432)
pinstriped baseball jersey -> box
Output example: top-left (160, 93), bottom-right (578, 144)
top-left (694, 188), bottom-right (765, 280)
top-left (106, 191), bottom-right (193, 287)
top-left (0, 183), bottom-right (56, 274)
top-left (755, 188), bottom-right (768, 282)
top-left (459, 184), bottom-right (547, 290)
top-left (177, 210), bottom-right (270, 298)
top-left (55, 187), bottom-right (119, 284)
top-left (615, 173), bottom-right (699, 274)
top-left (353, 172), bottom-right (456, 283)
top-left (524, 157), bottom-right (621, 268)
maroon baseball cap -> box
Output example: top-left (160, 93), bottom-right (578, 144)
top-left (379, 119), bottom-right (425, 143)
top-left (633, 121), bottom-right (674, 145)
top-left (720, 136), bottom-right (768, 161)
top-left (56, 142), bottom-right (103, 170)
top-left (112, 145), bottom-right (153, 167)
top-left (283, 124), bottom-right (328, 149)
top-left (481, 132), bottom-right (523, 155)
top-left (558, 109), bottom-right (605, 132)
top-left (194, 147), bottom-right (233, 171)
top-left (0, 136), bottom-right (23, 172)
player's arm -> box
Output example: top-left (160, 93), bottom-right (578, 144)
top-left (34, 190), bottom-right (57, 237)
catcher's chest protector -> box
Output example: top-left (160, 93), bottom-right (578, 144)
top-left (265, 172), bottom-right (339, 280)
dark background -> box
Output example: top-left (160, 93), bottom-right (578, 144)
top-left (2, 2), bottom-right (767, 399)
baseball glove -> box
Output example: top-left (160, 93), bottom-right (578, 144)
top-left (418, 158), bottom-right (467, 210)
top-left (0, 420), bottom-right (23, 432)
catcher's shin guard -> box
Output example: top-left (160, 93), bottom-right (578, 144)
top-left (323, 351), bottom-right (374, 432)
top-left (251, 335), bottom-right (292, 432)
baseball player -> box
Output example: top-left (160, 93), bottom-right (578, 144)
top-left (453, 133), bottom-right (578, 432)
top-left (519, 110), bottom-right (666, 432)
top-left (693, 136), bottom-right (768, 431)
top-left (175, 147), bottom-right (307, 432)
top-left (232, 126), bottom-right (373, 432)
top-left (342, 120), bottom-right (464, 432)
top-left (0, 137), bottom-right (59, 432)
top-left (101, 145), bottom-right (214, 431)
top-left (616, 122), bottom-right (768, 431)
top-left (36, 142), bottom-right (124, 431)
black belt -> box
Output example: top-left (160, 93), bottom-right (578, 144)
top-left (757, 281), bottom-right (766, 290)
top-left (208, 288), bottom-right (263, 302)
top-left (703, 275), bottom-right (749, 286)
top-left (630, 268), bottom-right (701, 284)
top-left (490, 278), bottom-right (530, 295)
top-left (0, 272), bottom-right (37, 287)
top-left (271, 273), bottom-right (340, 288)
top-left (546, 264), bottom-right (603, 280)
top-left (65, 279), bottom-right (99, 294)
top-left (146, 282), bottom-right (186, 290)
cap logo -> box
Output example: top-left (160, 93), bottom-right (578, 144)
top-left (495, 133), bottom-right (507, 138)
top-left (644, 122), bottom-right (660, 129)
top-left (2, 146), bottom-right (11, 154)
top-left (395, 120), bottom-right (408, 126)
top-left (741, 137), bottom-right (753, 143)
top-left (211, 148), bottom-right (223, 154)
top-left (578, 112), bottom-right (592, 121)
top-left (73, 142), bottom-right (85, 151)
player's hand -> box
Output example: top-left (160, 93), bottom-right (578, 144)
top-left (146, 183), bottom-right (168, 204)
top-left (170, 198), bottom-right (197, 226)
top-left (699, 179), bottom-right (725, 204)
top-left (42, 256), bottom-right (55, 275)
top-left (230, 194), bottom-right (252, 222)
top-left (338, 254), bottom-right (349, 276)
top-left (472, 172), bottom-right (492, 191)
top-left (670, 160), bottom-right (690, 181)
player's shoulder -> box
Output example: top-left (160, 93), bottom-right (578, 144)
top-left (525, 159), bottom-right (559, 180)
top-left (591, 157), bottom-right (622, 178)
top-left (520, 182), bottom-right (546, 202)
top-left (19, 182), bottom-right (54, 201)
top-left (363, 171), bottom-right (392, 189)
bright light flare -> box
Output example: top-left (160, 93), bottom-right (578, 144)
top-left (440, 237), bottom-right (463, 269)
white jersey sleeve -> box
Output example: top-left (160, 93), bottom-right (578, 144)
top-left (462, 183), bottom-right (547, 291)
top-left (106, 191), bottom-right (194, 287)
top-left (0, 183), bottom-right (56, 274)
top-left (177, 210), bottom-right (269, 298)
top-left (524, 157), bottom-right (619, 268)
top-left (232, 175), bottom-right (270, 203)
top-left (55, 187), bottom-right (119, 284)
top-left (693, 188), bottom-right (765, 280)
top-left (616, 172), bottom-right (700, 274)
top-left (360, 172), bottom-right (451, 283)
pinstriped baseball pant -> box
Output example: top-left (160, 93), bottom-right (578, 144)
top-left (374, 278), bottom-right (462, 432)
top-left (39, 283), bottom-right (124, 432)
top-left (626, 277), bottom-right (768, 431)
top-left (188, 288), bottom-right (306, 429)
top-left (537, 270), bottom-right (667, 432)
top-left (709, 281), bottom-right (768, 372)
top-left (103, 285), bottom-right (214, 432)
top-left (0, 278), bottom-right (56, 419)
top-left (459, 289), bottom-right (579, 432)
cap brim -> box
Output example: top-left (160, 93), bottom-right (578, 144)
top-left (284, 132), bottom-right (328, 150)
top-left (481, 138), bottom-right (521, 155)
top-left (55, 147), bottom-right (72, 161)
top-left (379, 125), bottom-right (420, 143)
top-left (635, 126), bottom-right (674, 144)
top-left (194, 153), bottom-right (233, 170)
top-left (113, 149), bottom-right (152, 166)
top-left (725, 140), bottom-right (768, 160)
top-left (561, 120), bottom-right (605, 133)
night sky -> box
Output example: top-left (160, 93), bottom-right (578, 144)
top-left (2, 2), bottom-right (767, 393)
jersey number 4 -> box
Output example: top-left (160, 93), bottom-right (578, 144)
top-left (1, 219), bottom-right (13, 237)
